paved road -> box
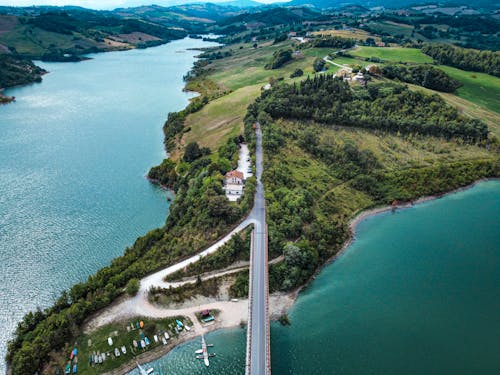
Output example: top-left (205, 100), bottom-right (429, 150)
top-left (246, 122), bottom-right (271, 375)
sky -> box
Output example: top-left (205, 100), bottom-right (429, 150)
top-left (0, 0), bottom-right (288, 9)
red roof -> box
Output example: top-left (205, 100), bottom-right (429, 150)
top-left (225, 170), bottom-right (244, 180)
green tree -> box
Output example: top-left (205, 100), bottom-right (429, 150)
top-left (126, 278), bottom-right (140, 296)
top-left (313, 58), bottom-right (326, 72)
top-left (183, 142), bottom-right (202, 162)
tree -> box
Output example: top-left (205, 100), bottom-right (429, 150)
top-left (290, 68), bottom-right (304, 78)
top-left (313, 58), bottom-right (326, 72)
top-left (126, 278), bottom-right (140, 296)
top-left (183, 142), bottom-right (202, 162)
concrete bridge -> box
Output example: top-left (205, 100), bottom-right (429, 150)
top-left (245, 123), bottom-right (271, 375)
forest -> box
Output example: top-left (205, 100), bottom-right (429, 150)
top-left (251, 75), bottom-right (488, 142)
top-left (381, 64), bottom-right (461, 92)
top-left (0, 54), bottom-right (46, 88)
top-left (421, 44), bottom-right (500, 77)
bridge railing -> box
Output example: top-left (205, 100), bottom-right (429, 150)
top-left (245, 229), bottom-right (255, 375)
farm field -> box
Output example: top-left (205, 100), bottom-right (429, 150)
top-left (350, 46), bottom-right (433, 63)
top-left (438, 65), bottom-right (500, 114)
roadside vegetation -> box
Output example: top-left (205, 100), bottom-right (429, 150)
top-left (165, 229), bottom-right (251, 282)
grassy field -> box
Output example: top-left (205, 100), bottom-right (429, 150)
top-left (350, 46), bottom-right (433, 63)
top-left (312, 28), bottom-right (382, 43)
top-left (179, 84), bottom-right (261, 155)
top-left (365, 21), bottom-right (417, 39)
top-left (62, 316), bottom-right (190, 375)
top-left (437, 65), bottom-right (500, 114)
top-left (209, 42), bottom-right (328, 90)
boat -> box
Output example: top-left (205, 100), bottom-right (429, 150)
top-left (146, 369), bottom-right (154, 375)
top-left (121, 346), bottom-right (127, 354)
top-left (65, 363), bottom-right (71, 374)
top-left (101, 353), bottom-right (106, 362)
top-left (161, 337), bottom-right (167, 345)
top-left (175, 319), bottom-right (184, 329)
top-left (72, 364), bottom-right (77, 374)
top-left (136, 362), bottom-right (150, 375)
top-left (154, 334), bottom-right (158, 343)
top-left (144, 337), bottom-right (150, 346)
top-left (107, 337), bottom-right (113, 346)
top-left (133, 340), bottom-right (138, 348)
top-left (164, 332), bottom-right (170, 340)
top-left (114, 347), bottom-right (120, 357)
top-left (141, 339), bottom-right (146, 348)
top-left (184, 325), bottom-right (191, 331)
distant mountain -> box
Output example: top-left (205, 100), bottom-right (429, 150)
top-left (218, 6), bottom-right (320, 27)
top-left (286, 0), bottom-right (497, 9)
top-left (221, 0), bottom-right (264, 7)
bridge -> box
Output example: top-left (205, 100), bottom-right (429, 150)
top-left (245, 123), bottom-right (271, 375)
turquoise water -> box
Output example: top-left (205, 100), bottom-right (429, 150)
top-left (0, 38), bottom-right (215, 373)
top-left (137, 180), bottom-right (500, 374)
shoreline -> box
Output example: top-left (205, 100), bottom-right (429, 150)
top-left (98, 178), bottom-right (498, 375)
top-left (290, 177), bottom-right (500, 300)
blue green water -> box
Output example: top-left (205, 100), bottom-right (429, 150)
top-left (0, 38), bottom-right (215, 373)
top-left (134, 180), bottom-right (500, 374)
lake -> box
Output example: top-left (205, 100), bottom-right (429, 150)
top-left (132, 180), bottom-right (500, 375)
top-left (0, 37), bottom-right (216, 373)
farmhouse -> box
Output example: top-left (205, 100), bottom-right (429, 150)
top-left (224, 170), bottom-right (245, 200)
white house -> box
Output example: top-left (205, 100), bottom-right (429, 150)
top-left (224, 170), bottom-right (245, 200)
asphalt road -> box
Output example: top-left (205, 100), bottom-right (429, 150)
top-left (246, 122), bottom-right (271, 375)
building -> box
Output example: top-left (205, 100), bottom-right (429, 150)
top-left (225, 170), bottom-right (244, 185)
top-left (224, 170), bottom-right (245, 199)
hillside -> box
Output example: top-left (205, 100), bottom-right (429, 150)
top-left (0, 10), bottom-right (186, 61)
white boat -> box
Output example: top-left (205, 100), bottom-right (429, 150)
top-left (146, 369), bottom-right (154, 375)
top-left (154, 335), bottom-right (158, 343)
top-left (141, 339), bottom-right (146, 348)
top-left (184, 325), bottom-right (191, 331)
top-left (136, 362), bottom-right (148, 375)
top-left (164, 332), bottom-right (170, 340)
top-left (161, 337), bottom-right (167, 345)
top-left (107, 337), bottom-right (113, 346)
top-left (114, 348), bottom-right (120, 357)
top-left (101, 353), bottom-right (106, 362)
top-left (121, 346), bottom-right (127, 354)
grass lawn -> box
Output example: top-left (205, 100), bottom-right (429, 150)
top-left (180, 84), bottom-right (262, 153)
top-left (437, 65), bottom-right (500, 114)
top-left (65, 316), bottom-right (190, 374)
top-left (350, 46), bottom-right (433, 63)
